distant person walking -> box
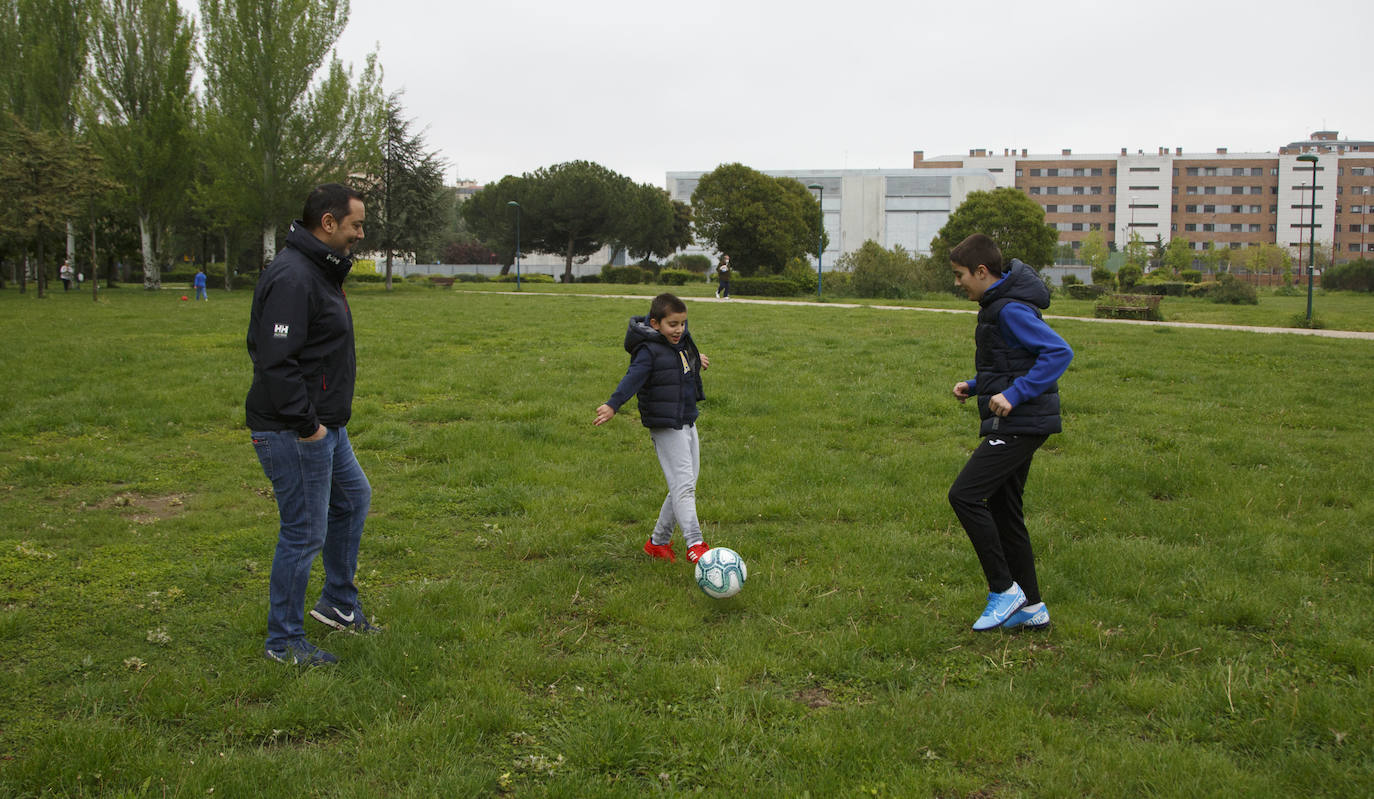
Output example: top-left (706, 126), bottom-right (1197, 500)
top-left (59, 260), bottom-right (73, 292)
top-left (714, 255), bottom-right (731, 299)
top-left (194, 267), bottom-right (208, 301)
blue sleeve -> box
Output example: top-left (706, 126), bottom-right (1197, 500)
top-left (997, 304), bottom-right (1073, 408)
top-left (606, 347), bottom-right (653, 411)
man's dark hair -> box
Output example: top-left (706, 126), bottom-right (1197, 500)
top-left (649, 292), bottom-right (687, 321)
top-left (302, 183), bottom-right (363, 231)
top-left (949, 233), bottom-right (1004, 276)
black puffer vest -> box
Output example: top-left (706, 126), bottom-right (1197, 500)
top-left (974, 260), bottom-right (1061, 436)
top-left (624, 316), bottom-right (704, 429)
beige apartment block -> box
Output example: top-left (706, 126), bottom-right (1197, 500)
top-left (914, 131), bottom-right (1374, 264)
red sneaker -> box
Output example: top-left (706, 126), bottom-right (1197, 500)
top-left (686, 543), bottom-right (711, 563)
top-left (643, 539), bottom-right (676, 562)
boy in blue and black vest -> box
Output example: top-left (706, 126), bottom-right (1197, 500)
top-left (948, 233), bottom-right (1073, 632)
top-left (595, 293), bottom-right (713, 563)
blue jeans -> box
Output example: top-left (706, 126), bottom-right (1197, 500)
top-left (251, 426), bottom-right (371, 650)
top-left (195, 286), bottom-right (207, 300)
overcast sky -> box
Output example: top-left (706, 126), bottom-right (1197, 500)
top-left (190, 0), bottom-right (1374, 188)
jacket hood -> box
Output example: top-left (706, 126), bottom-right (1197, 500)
top-left (285, 221), bottom-right (354, 285)
top-left (981, 258), bottom-right (1049, 310)
top-left (624, 315), bottom-right (673, 353)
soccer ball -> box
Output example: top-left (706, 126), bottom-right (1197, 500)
top-left (694, 547), bottom-right (747, 599)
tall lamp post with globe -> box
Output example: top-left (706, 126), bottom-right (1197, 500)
top-left (806, 183), bottom-right (824, 300)
top-left (1298, 154), bottom-right (1319, 324)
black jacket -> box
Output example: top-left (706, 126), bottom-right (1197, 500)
top-left (245, 223), bottom-right (357, 438)
top-left (974, 259), bottom-right (1062, 436)
top-left (605, 315), bottom-right (704, 429)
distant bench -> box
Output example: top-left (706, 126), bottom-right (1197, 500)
top-left (428, 276), bottom-right (455, 288)
top-left (1094, 293), bottom-right (1161, 321)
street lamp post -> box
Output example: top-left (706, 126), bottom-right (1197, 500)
top-left (807, 183), bottom-right (824, 300)
top-left (507, 200), bottom-right (522, 291)
top-left (1298, 155), bottom-right (1319, 324)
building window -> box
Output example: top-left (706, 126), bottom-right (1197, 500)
top-left (1186, 167), bottom-right (1200, 176)
top-left (1205, 167), bottom-right (1217, 176)
top-left (1029, 187), bottom-right (1041, 195)
top-left (1248, 224), bottom-right (1261, 233)
top-left (1015, 168), bottom-right (1023, 177)
top-left (1185, 205), bottom-right (1198, 213)
top-left (1249, 205), bottom-right (1261, 214)
top-left (1046, 186), bottom-right (1058, 195)
top-left (1091, 168), bottom-right (1103, 176)
top-left (1186, 186), bottom-right (1199, 195)
top-left (1045, 204), bottom-right (1057, 212)
top-left (1270, 167), bottom-right (1279, 176)
top-left (1072, 223), bottom-right (1084, 231)
top-left (1092, 186), bottom-right (1103, 194)
top-left (1204, 186), bottom-right (1217, 195)
top-left (1109, 168), bottom-right (1117, 176)
top-left (1230, 224), bottom-right (1243, 232)
top-left (1203, 205), bottom-right (1215, 213)
top-left (1250, 186), bottom-right (1263, 194)
top-left (1073, 186), bottom-right (1086, 195)
top-left (1231, 186), bottom-right (1245, 195)
top-left (1073, 168), bottom-right (1086, 176)
top-left (1131, 166), bottom-right (1161, 172)
top-left (1252, 167), bottom-right (1264, 176)
top-left (1128, 185), bottom-right (1159, 191)
top-left (1029, 168), bottom-right (1042, 177)
top-left (1091, 205), bottom-right (1102, 213)
top-left (1203, 224), bottom-right (1215, 232)
top-left (1073, 205), bottom-right (1084, 213)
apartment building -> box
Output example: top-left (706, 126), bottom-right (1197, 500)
top-left (913, 131), bottom-right (1374, 264)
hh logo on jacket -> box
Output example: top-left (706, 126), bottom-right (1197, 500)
top-left (273, 323), bottom-right (289, 338)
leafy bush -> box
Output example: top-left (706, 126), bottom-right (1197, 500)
top-left (658, 268), bottom-right (703, 285)
top-left (1091, 266), bottom-right (1114, 288)
top-left (1209, 273), bottom-right (1258, 305)
top-left (347, 273), bottom-right (385, 283)
top-left (782, 257), bottom-right (817, 294)
top-left (1117, 263), bottom-right (1143, 290)
top-left (575, 275), bottom-right (602, 283)
top-left (835, 240), bottom-right (939, 299)
top-left (1288, 311), bottom-right (1325, 329)
top-left (666, 254), bottom-right (712, 274)
top-left (1066, 283), bottom-right (1106, 300)
top-left (600, 265), bottom-right (645, 284)
top-left (1138, 282), bottom-right (1190, 297)
top-left (1321, 259), bottom-right (1374, 292)
top-left (1187, 281), bottom-right (1218, 298)
top-left (731, 277), bottom-right (802, 297)
top-left (1179, 269), bottom-right (1202, 284)
top-left (1060, 273), bottom-right (1081, 287)
top-left (494, 272), bottom-right (554, 283)
top-left (404, 273), bottom-right (429, 283)
top-left (454, 273), bottom-right (490, 283)
top-left (819, 270), bottom-right (853, 297)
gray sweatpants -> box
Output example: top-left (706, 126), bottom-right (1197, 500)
top-left (649, 424), bottom-right (703, 548)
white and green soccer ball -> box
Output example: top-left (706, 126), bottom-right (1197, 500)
top-left (694, 547), bottom-right (747, 599)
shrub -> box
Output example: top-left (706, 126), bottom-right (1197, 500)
top-left (782, 257), bottom-right (817, 294)
top-left (347, 273), bottom-right (384, 283)
top-left (1188, 281), bottom-right (1218, 298)
top-left (1117, 263), bottom-right (1143, 290)
top-left (1179, 269), bottom-right (1203, 284)
top-left (1060, 273), bottom-right (1081, 287)
top-left (731, 277), bottom-right (802, 297)
top-left (836, 240), bottom-right (933, 299)
top-left (1209, 273), bottom-right (1258, 305)
top-left (600, 265), bottom-right (645, 284)
top-left (1138, 282), bottom-right (1190, 297)
top-left (658, 268), bottom-right (702, 286)
top-left (666, 254), bottom-right (711, 274)
top-left (453, 273), bottom-right (490, 283)
top-left (404, 273), bottom-right (429, 283)
top-left (819, 270), bottom-right (853, 297)
top-left (494, 272), bottom-right (554, 283)
top-left (575, 275), bottom-right (602, 283)
top-left (1066, 283), bottom-right (1106, 300)
top-left (1289, 311), bottom-right (1325, 329)
top-left (1321, 259), bottom-right (1374, 292)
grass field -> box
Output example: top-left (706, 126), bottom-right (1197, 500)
top-left (1, 285), bottom-right (1371, 797)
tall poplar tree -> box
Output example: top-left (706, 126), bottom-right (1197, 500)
top-left (88, 0), bottom-right (197, 289)
top-left (366, 96), bottom-right (447, 290)
top-left (198, 0), bottom-right (382, 269)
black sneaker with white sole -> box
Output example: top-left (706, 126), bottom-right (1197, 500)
top-left (264, 638), bottom-right (338, 666)
top-left (310, 600), bottom-right (382, 634)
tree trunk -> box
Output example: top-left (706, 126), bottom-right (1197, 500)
top-left (90, 219), bottom-right (99, 302)
top-left (564, 237), bottom-right (576, 283)
top-left (19, 251), bottom-right (27, 294)
top-left (222, 233), bottom-right (233, 291)
top-left (67, 221), bottom-right (76, 266)
top-left (262, 223), bottom-right (276, 271)
top-left (385, 250), bottom-right (393, 291)
top-left (36, 237), bottom-right (46, 298)
top-left (139, 213), bottom-right (160, 290)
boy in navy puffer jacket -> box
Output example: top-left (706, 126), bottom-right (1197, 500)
top-left (595, 293), bottom-right (713, 563)
top-left (948, 234), bottom-right (1073, 632)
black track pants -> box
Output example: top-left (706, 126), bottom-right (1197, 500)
top-left (948, 433), bottom-right (1048, 604)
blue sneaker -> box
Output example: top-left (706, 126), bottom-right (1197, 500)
top-left (1002, 602), bottom-right (1051, 630)
top-left (971, 582), bottom-right (1026, 631)
top-left (264, 639), bottom-right (338, 666)
top-left (310, 600), bottom-right (382, 634)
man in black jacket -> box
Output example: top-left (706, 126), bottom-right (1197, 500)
top-left (247, 183), bottom-right (379, 666)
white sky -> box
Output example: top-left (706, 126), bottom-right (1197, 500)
top-left (187, 0), bottom-right (1374, 188)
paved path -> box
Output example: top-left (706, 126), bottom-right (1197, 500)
top-left (459, 291), bottom-right (1374, 341)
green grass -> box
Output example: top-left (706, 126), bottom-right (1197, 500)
top-left (1, 286), bottom-right (1371, 797)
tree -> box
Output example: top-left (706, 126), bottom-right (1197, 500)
top-left (615, 183), bottom-right (692, 265)
top-left (835, 239), bottom-right (942, 299)
top-left (1245, 242), bottom-right (1291, 276)
top-left (521, 160), bottom-right (634, 282)
top-left (461, 175), bottom-right (525, 273)
top-left (199, 0), bottom-right (383, 269)
top-left (87, 0), bottom-right (197, 290)
top-left (1079, 228), bottom-right (1109, 274)
top-left (1123, 231), bottom-right (1150, 272)
top-left (690, 163), bottom-right (824, 275)
top-left (1163, 235), bottom-right (1193, 275)
top-left (929, 187), bottom-right (1057, 270)
top-left (364, 95), bottom-right (448, 289)
top-left (0, 119), bottom-right (117, 297)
